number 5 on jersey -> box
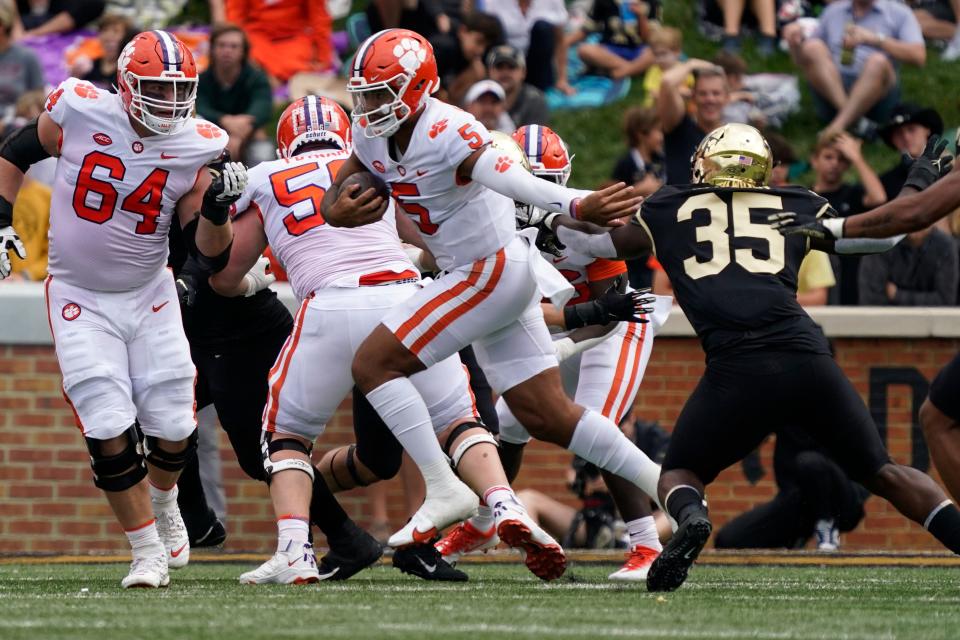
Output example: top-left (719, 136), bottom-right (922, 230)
top-left (270, 158), bottom-right (345, 236)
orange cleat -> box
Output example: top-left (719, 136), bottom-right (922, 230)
top-left (435, 521), bottom-right (499, 565)
top-left (608, 545), bottom-right (660, 581)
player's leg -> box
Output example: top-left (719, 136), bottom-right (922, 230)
top-left (920, 353), bottom-right (960, 502)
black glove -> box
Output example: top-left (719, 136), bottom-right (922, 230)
top-left (564, 285), bottom-right (655, 329)
top-left (534, 220), bottom-right (565, 257)
top-left (175, 273), bottom-right (197, 307)
top-left (903, 134), bottom-right (953, 192)
top-left (767, 211), bottom-right (843, 242)
top-left (201, 151), bottom-right (248, 225)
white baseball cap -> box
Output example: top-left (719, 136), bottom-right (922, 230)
top-left (465, 79), bottom-right (506, 105)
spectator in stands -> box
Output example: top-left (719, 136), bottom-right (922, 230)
top-left (433, 11), bottom-right (503, 108)
top-left (557, 0), bottom-right (654, 93)
top-left (766, 131), bottom-right (798, 187)
top-left (876, 102), bottom-right (944, 200)
top-left (484, 0), bottom-right (567, 91)
top-left (611, 106), bottom-right (664, 196)
top-left (463, 79), bottom-right (514, 133)
top-left (712, 0), bottom-right (778, 56)
top-left (659, 61), bottom-right (728, 184)
top-left (910, 0), bottom-right (960, 60)
top-left (224, 0), bottom-right (333, 84)
top-left (366, 0), bottom-right (462, 41)
top-left (859, 224), bottom-right (959, 306)
top-left (715, 50), bottom-right (800, 129)
top-left (640, 25), bottom-right (687, 109)
top-left (196, 23), bottom-right (272, 162)
top-left (12, 0), bottom-right (104, 39)
top-left (787, 0), bottom-right (925, 141)
top-left (486, 43), bottom-right (549, 127)
top-left (0, 1), bottom-right (44, 121)
top-left (809, 133), bottom-right (886, 306)
top-left (70, 15), bottom-right (136, 92)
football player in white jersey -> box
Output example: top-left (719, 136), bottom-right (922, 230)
top-left (209, 96), bottom-right (567, 582)
top-left (319, 29), bottom-right (664, 569)
top-left (0, 30), bottom-right (246, 588)
top-left (437, 125), bottom-right (672, 581)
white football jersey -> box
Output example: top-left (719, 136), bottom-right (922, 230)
top-left (235, 149), bottom-right (416, 301)
top-left (547, 248), bottom-right (628, 308)
top-left (45, 78), bottom-right (226, 291)
top-left (351, 98), bottom-right (517, 270)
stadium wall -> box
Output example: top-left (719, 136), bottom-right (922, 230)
top-left (1, 284), bottom-right (959, 554)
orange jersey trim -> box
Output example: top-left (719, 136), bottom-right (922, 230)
top-left (586, 258), bottom-right (627, 282)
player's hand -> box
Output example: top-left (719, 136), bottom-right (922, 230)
top-left (175, 273), bottom-right (197, 307)
top-left (767, 211), bottom-right (842, 241)
top-left (242, 256), bottom-right (276, 297)
top-left (325, 183), bottom-right (387, 228)
top-left (596, 285), bottom-right (655, 323)
top-left (204, 156), bottom-right (248, 207)
top-left (576, 183), bottom-right (644, 227)
top-left (903, 134), bottom-right (953, 192)
top-left (0, 225), bottom-right (26, 280)
top-left (534, 219), bottom-right (566, 257)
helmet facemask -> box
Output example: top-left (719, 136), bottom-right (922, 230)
top-left (125, 74), bottom-right (197, 135)
top-left (349, 73), bottom-right (413, 139)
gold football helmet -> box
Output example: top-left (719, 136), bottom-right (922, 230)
top-left (691, 123), bottom-right (772, 188)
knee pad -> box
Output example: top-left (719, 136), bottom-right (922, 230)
top-left (143, 429), bottom-right (198, 473)
top-left (450, 431), bottom-right (499, 470)
top-left (85, 425), bottom-right (147, 492)
top-left (261, 433), bottom-right (315, 482)
top-left (354, 437), bottom-right (403, 481)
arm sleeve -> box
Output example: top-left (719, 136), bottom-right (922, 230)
top-left (857, 254), bottom-right (891, 305)
top-left (556, 225), bottom-right (619, 259)
top-left (834, 235), bottom-right (905, 255)
top-left (471, 146), bottom-right (589, 216)
top-left (245, 69), bottom-right (274, 129)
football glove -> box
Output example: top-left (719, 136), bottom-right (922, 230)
top-left (202, 152), bottom-right (248, 224)
top-left (0, 225), bottom-right (26, 279)
top-left (564, 285), bottom-right (655, 329)
top-left (175, 273), bottom-right (197, 307)
top-left (903, 134), bottom-right (954, 192)
top-left (767, 211), bottom-right (845, 241)
top-left (534, 220), bottom-right (566, 257)
top-left (242, 256), bottom-right (276, 297)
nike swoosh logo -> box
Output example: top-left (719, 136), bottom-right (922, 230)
top-left (682, 548), bottom-right (697, 560)
top-left (415, 557), bottom-right (436, 573)
top-left (317, 566), bottom-right (340, 579)
top-left (170, 543), bottom-right (187, 558)
top-left (160, 153), bottom-right (178, 159)
top-left (552, 256), bottom-right (564, 263)
top-left (152, 301), bottom-right (170, 313)
top-left (416, 169), bottom-right (428, 176)
top-left (411, 526), bottom-right (438, 544)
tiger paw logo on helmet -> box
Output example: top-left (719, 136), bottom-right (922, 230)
top-left (495, 156), bottom-right (513, 173)
top-left (428, 119), bottom-right (448, 139)
top-left (196, 122), bottom-right (222, 139)
top-left (393, 37), bottom-right (427, 74)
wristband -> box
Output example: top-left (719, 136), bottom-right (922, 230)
top-left (563, 299), bottom-right (605, 329)
top-left (570, 198), bottom-right (581, 220)
top-left (0, 195), bottom-right (13, 228)
top-left (200, 199), bottom-right (231, 226)
top-left (823, 217), bottom-right (845, 239)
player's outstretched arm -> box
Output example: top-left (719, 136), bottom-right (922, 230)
top-left (208, 210), bottom-right (272, 297)
top-left (320, 151), bottom-right (387, 228)
top-left (548, 214), bottom-right (653, 260)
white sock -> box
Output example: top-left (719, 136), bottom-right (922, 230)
top-left (568, 410), bottom-right (661, 503)
top-left (366, 378), bottom-right (447, 467)
top-left (626, 516), bottom-right (662, 551)
top-left (483, 485), bottom-right (519, 512)
top-left (149, 482), bottom-right (178, 509)
top-left (125, 519), bottom-right (162, 554)
top-left (469, 504), bottom-right (495, 531)
top-left (277, 516), bottom-right (310, 551)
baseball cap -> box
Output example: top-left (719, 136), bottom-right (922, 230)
top-left (485, 44), bottom-right (525, 69)
top-left (465, 79), bottom-right (506, 104)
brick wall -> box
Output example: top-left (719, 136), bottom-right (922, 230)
top-left (1, 338), bottom-right (957, 555)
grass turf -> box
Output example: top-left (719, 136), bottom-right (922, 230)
top-left (0, 562), bottom-right (957, 640)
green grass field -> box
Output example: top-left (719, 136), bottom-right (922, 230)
top-left (1, 561), bottom-right (958, 640)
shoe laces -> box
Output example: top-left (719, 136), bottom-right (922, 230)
top-left (622, 545), bottom-right (658, 570)
top-left (155, 508), bottom-right (187, 540)
top-left (129, 551), bottom-right (166, 575)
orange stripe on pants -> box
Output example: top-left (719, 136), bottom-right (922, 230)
top-left (600, 322), bottom-right (639, 419)
top-left (613, 322), bottom-right (648, 424)
top-left (264, 300), bottom-right (309, 432)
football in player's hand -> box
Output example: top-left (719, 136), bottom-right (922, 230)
top-left (342, 171), bottom-right (391, 202)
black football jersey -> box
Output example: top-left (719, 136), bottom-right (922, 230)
top-left (636, 184), bottom-right (833, 362)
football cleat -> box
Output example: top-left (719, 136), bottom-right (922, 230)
top-left (121, 546), bottom-right (169, 589)
top-left (318, 523), bottom-right (383, 580)
top-left (815, 518), bottom-right (840, 552)
top-left (493, 497), bottom-right (567, 581)
top-left (392, 543), bottom-right (468, 582)
top-left (608, 545), bottom-right (660, 581)
top-left (190, 517), bottom-right (227, 548)
top-left (153, 494), bottom-right (190, 569)
top-left (435, 521), bottom-right (499, 565)
top-left (646, 514), bottom-right (712, 592)
top-left (239, 541), bottom-right (320, 585)
top-left (388, 480), bottom-right (479, 548)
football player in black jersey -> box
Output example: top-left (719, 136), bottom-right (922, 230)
top-left (773, 134), bottom-right (960, 508)
top-left (543, 123), bottom-right (960, 592)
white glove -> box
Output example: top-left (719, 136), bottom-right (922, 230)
top-left (242, 256), bottom-right (276, 296)
top-left (0, 225), bottom-right (27, 279)
top-left (215, 161), bottom-right (249, 203)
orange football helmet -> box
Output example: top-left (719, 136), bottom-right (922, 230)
top-left (276, 95), bottom-right (352, 158)
top-left (117, 30), bottom-right (198, 135)
top-left (347, 29), bottom-right (439, 138)
top-left (512, 125), bottom-right (573, 186)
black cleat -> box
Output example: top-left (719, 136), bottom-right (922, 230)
top-left (646, 515), bottom-right (712, 592)
top-left (318, 524), bottom-right (383, 581)
top-left (189, 516), bottom-right (227, 548)
top-left (392, 543), bottom-right (468, 581)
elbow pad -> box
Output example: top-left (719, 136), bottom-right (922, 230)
top-left (0, 118), bottom-right (51, 173)
top-left (193, 240), bottom-right (233, 274)
top-left (834, 235), bottom-right (905, 255)
top-left (471, 147), bottom-right (588, 216)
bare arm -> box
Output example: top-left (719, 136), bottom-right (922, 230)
top-left (877, 38), bottom-right (926, 66)
top-left (208, 210), bottom-right (269, 297)
top-left (832, 134), bottom-right (886, 208)
top-left (843, 169), bottom-right (960, 238)
top-left (658, 60), bottom-right (711, 133)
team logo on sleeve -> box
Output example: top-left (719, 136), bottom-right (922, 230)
top-left (61, 303), bottom-right (81, 321)
top-left (92, 133), bottom-right (112, 146)
top-left (73, 83), bottom-right (99, 99)
top-left (494, 155), bottom-right (514, 173)
top-left (196, 122), bottom-right (222, 139)
top-left (372, 160), bottom-right (386, 173)
top-left (428, 119), bottom-right (448, 139)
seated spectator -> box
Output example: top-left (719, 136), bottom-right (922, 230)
top-left (658, 60), bottom-right (728, 184)
top-left (0, 1), bottom-right (44, 122)
top-left (225, 0), bottom-right (333, 84)
top-left (876, 102), bottom-right (944, 199)
top-left (432, 11), bottom-right (503, 107)
top-left (70, 14), bottom-right (136, 92)
top-left (714, 425), bottom-right (868, 551)
top-left (711, 0), bottom-right (778, 56)
top-left (463, 79), bottom-right (514, 133)
top-left (484, 0), bottom-right (567, 91)
top-left (910, 0), bottom-right (960, 60)
top-left (809, 133), bottom-right (886, 306)
top-left (611, 106), bottom-right (664, 196)
top-left (196, 23), bottom-right (272, 162)
top-left (640, 25), bottom-right (689, 109)
top-left (557, 0), bottom-right (654, 93)
top-left (103, 0), bottom-right (188, 30)
top-left (486, 43), bottom-right (549, 127)
top-left (715, 50), bottom-right (800, 129)
top-left (12, 0), bottom-right (104, 39)
top-left (859, 225), bottom-right (959, 306)
top-left (788, 0), bottom-right (925, 141)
